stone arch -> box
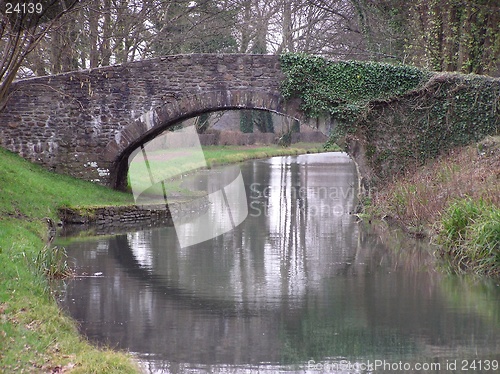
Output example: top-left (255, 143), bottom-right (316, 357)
top-left (104, 89), bottom-right (304, 189)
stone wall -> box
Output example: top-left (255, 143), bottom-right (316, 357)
top-left (343, 73), bottom-right (500, 191)
top-left (59, 205), bottom-right (173, 226)
top-left (59, 197), bottom-right (209, 224)
top-left (0, 54), bottom-right (304, 187)
top-left (58, 205), bottom-right (174, 237)
top-left (58, 196), bottom-right (210, 237)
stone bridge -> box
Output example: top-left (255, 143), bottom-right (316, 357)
top-left (0, 54), bottom-right (306, 189)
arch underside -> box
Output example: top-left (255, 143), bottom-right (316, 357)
top-left (105, 90), bottom-right (304, 189)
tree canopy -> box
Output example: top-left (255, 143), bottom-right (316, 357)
top-left (1, 0), bottom-right (499, 108)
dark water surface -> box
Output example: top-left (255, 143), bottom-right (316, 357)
top-left (56, 153), bottom-right (500, 373)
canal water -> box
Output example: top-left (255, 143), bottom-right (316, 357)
top-left (56, 153), bottom-right (500, 373)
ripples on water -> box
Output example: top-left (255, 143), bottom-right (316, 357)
top-left (56, 153), bottom-right (500, 373)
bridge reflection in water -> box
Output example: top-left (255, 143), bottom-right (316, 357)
top-left (57, 153), bottom-right (500, 373)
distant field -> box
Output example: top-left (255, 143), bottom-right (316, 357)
top-left (128, 142), bottom-right (333, 198)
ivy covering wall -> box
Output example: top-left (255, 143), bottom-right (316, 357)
top-left (279, 53), bottom-right (500, 183)
top-left (280, 53), bottom-right (429, 120)
top-left (362, 73), bottom-right (500, 180)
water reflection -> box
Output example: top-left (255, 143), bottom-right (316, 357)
top-left (57, 153), bottom-right (500, 373)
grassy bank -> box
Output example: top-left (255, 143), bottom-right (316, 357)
top-left (369, 136), bottom-right (500, 277)
top-left (0, 142), bottom-right (329, 372)
top-left (129, 142), bottom-right (334, 197)
top-left (0, 147), bottom-right (140, 373)
top-left (201, 142), bottom-right (334, 166)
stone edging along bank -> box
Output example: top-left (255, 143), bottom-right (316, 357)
top-left (59, 205), bottom-right (173, 225)
top-left (57, 197), bottom-right (209, 235)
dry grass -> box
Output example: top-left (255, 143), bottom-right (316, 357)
top-left (370, 136), bottom-right (500, 276)
top-left (371, 136), bottom-right (500, 235)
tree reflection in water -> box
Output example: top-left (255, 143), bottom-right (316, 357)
top-left (57, 153), bottom-right (500, 373)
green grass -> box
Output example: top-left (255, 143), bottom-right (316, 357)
top-left (0, 148), bottom-right (133, 220)
top-left (437, 199), bottom-right (500, 277)
top-left (201, 142), bottom-right (331, 166)
top-left (0, 147), bottom-right (139, 373)
top-left (130, 142), bottom-right (332, 199)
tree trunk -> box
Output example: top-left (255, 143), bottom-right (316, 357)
top-left (88, 2), bottom-right (99, 69)
top-left (282, 0), bottom-right (294, 52)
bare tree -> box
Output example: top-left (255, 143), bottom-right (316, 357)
top-left (0, 0), bottom-right (80, 109)
top-left (405, 0), bottom-right (500, 74)
top-left (228, 0), bottom-right (280, 54)
top-left (147, 0), bottom-right (237, 55)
